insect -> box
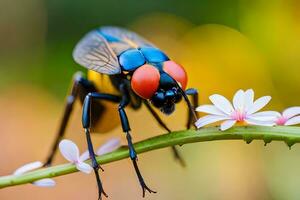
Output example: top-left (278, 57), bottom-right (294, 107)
top-left (44, 26), bottom-right (198, 199)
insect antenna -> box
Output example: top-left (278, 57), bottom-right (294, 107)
top-left (177, 85), bottom-right (198, 123)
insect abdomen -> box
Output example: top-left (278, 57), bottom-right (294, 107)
top-left (87, 70), bottom-right (120, 133)
top-left (88, 70), bottom-right (120, 95)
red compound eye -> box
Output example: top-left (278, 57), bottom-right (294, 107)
top-left (131, 64), bottom-right (160, 99)
top-left (163, 61), bottom-right (188, 90)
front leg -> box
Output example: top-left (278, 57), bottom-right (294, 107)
top-left (118, 84), bottom-right (156, 197)
top-left (185, 88), bottom-right (199, 129)
top-left (82, 92), bottom-right (121, 200)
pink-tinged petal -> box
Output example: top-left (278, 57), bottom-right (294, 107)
top-left (209, 94), bottom-right (234, 115)
top-left (33, 179), bottom-right (56, 187)
top-left (195, 115), bottom-right (230, 128)
top-left (282, 107), bottom-right (300, 119)
top-left (76, 162), bottom-right (93, 174)
top-left (248, 111), bottom-right (280, 121)
top-left (13, 161), bottom-right (43, 176)
top-left (233, 89), bottom-right (245, 110)
top-left (59, 139), bottom-right (80, 163)
top-left (285, 116), bottom-right (300, 126)
top-left (195, 105), bottom-right (226, 116)
top-left (247, 96), bottom-right (271, 115)
top-left (220, 120), bottom-right (236, 131)
top-left (244, 89), bottom-right (254, 111)
top-left (97, 138), bottom-right (121, 156)
top-left (275, 116), bottom-right (287, 126)
top-left (79, 151), bottom-right (90, 162)
top-left (245, 118), bottom-right (275, 126)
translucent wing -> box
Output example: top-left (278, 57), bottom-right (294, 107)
top-left (99, 26), bottom-right (156, 55)
top-left (73, 30), bottom-right (121, 75)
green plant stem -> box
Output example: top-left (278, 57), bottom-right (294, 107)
top-left (1, 126), bottom-right (300, 188)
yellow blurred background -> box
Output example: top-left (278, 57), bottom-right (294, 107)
top-left (1, 0), bottom-right (300, 199)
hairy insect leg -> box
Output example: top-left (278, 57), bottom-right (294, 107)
top-left (119, 84), bottom-right (156, 197)
top-left (185, 88), bottom-right (199, 129)
top-left (82, 92), bottom-right (121, 199)
top-left (44, 72), bottom-right (97, 166)
top-left (143, 101), bottom-right (185, 167)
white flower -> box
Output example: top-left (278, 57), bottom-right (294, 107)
top-left (13, 161), bottom-right (43, 176)
top-left (79, 138), bottom-right (121, 162)
top-left (13, 161), bottom-right (56, 187)
top-left (273, 107), bottom-right (300, 126)
top-left (59, 139), bottom-right (93, 174)
top-left (195, 89), bottom-right (278, 131)
top-left (32, 178), bottom-right (56, 187)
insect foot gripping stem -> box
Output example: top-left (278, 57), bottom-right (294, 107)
top-left (132, 158), bottom-right (157, 197)
top-left (84, 129), bottom-right (108, 200)
top-left (94, 168), bottom-right (108, 200)
top-left (126, 132), bottom-right (157, 197)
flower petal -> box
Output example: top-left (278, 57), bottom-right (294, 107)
top-left (220, 120), bottom-right (236, 131)
top-left (209, 94), bottom-right (234, 115)
top-left (233, 89), bottom-right (245, 110)
top-left (97, 138), bottom-right (121, 156)
top-left (195, 105), bottom-right (226, 116)
top-left (79, 138), bottom-right (121, 161)
top-left (33, 178), bottom-right (56, 187)
top-left (244, 89), bottom-right (254, 111)
top-left (245, 118), bottom-right (275, 126)
top-left (282, 107), bottom-right (300, 119)
top-left (76, 162), bottom-right (93, 174)
top-left (195, 115), bottom-right (230, 128)
top-left (248, 111), bottom-right (280, 121)
top-left (79, 151), bottom-right (90, 162)
top-left (285, 116), bottom-right (300, 126)
top-left (247, 96), bottom-right (271, 115)
top-left (13, 161), bottom-right (43, 176)
top-left (59, 139), bottom-right (80, 163)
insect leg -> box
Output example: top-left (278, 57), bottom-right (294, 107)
top-left (82, 92), bottom-right (121, 200)
top-left (44, 72), bottom-right (97, 166)
top-left (143, 101), bottom-right (185, 167)
top-left (118, 84), bottom-right (156, 197)
top-left (185, 88), bottom-right (199, 129)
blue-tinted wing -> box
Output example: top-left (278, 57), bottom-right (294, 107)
top-left (99, 26), bottom-right (156, 55)
top-left (73, 30), bottom-right (121, 75)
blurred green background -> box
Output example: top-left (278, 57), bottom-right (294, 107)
top-left (1, 0), bottom-right (300, 199)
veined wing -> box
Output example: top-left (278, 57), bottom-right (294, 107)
top-left (73, 30), bottom-right (121, 75)
top-left (99, 26), bottom-right (156, 55)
